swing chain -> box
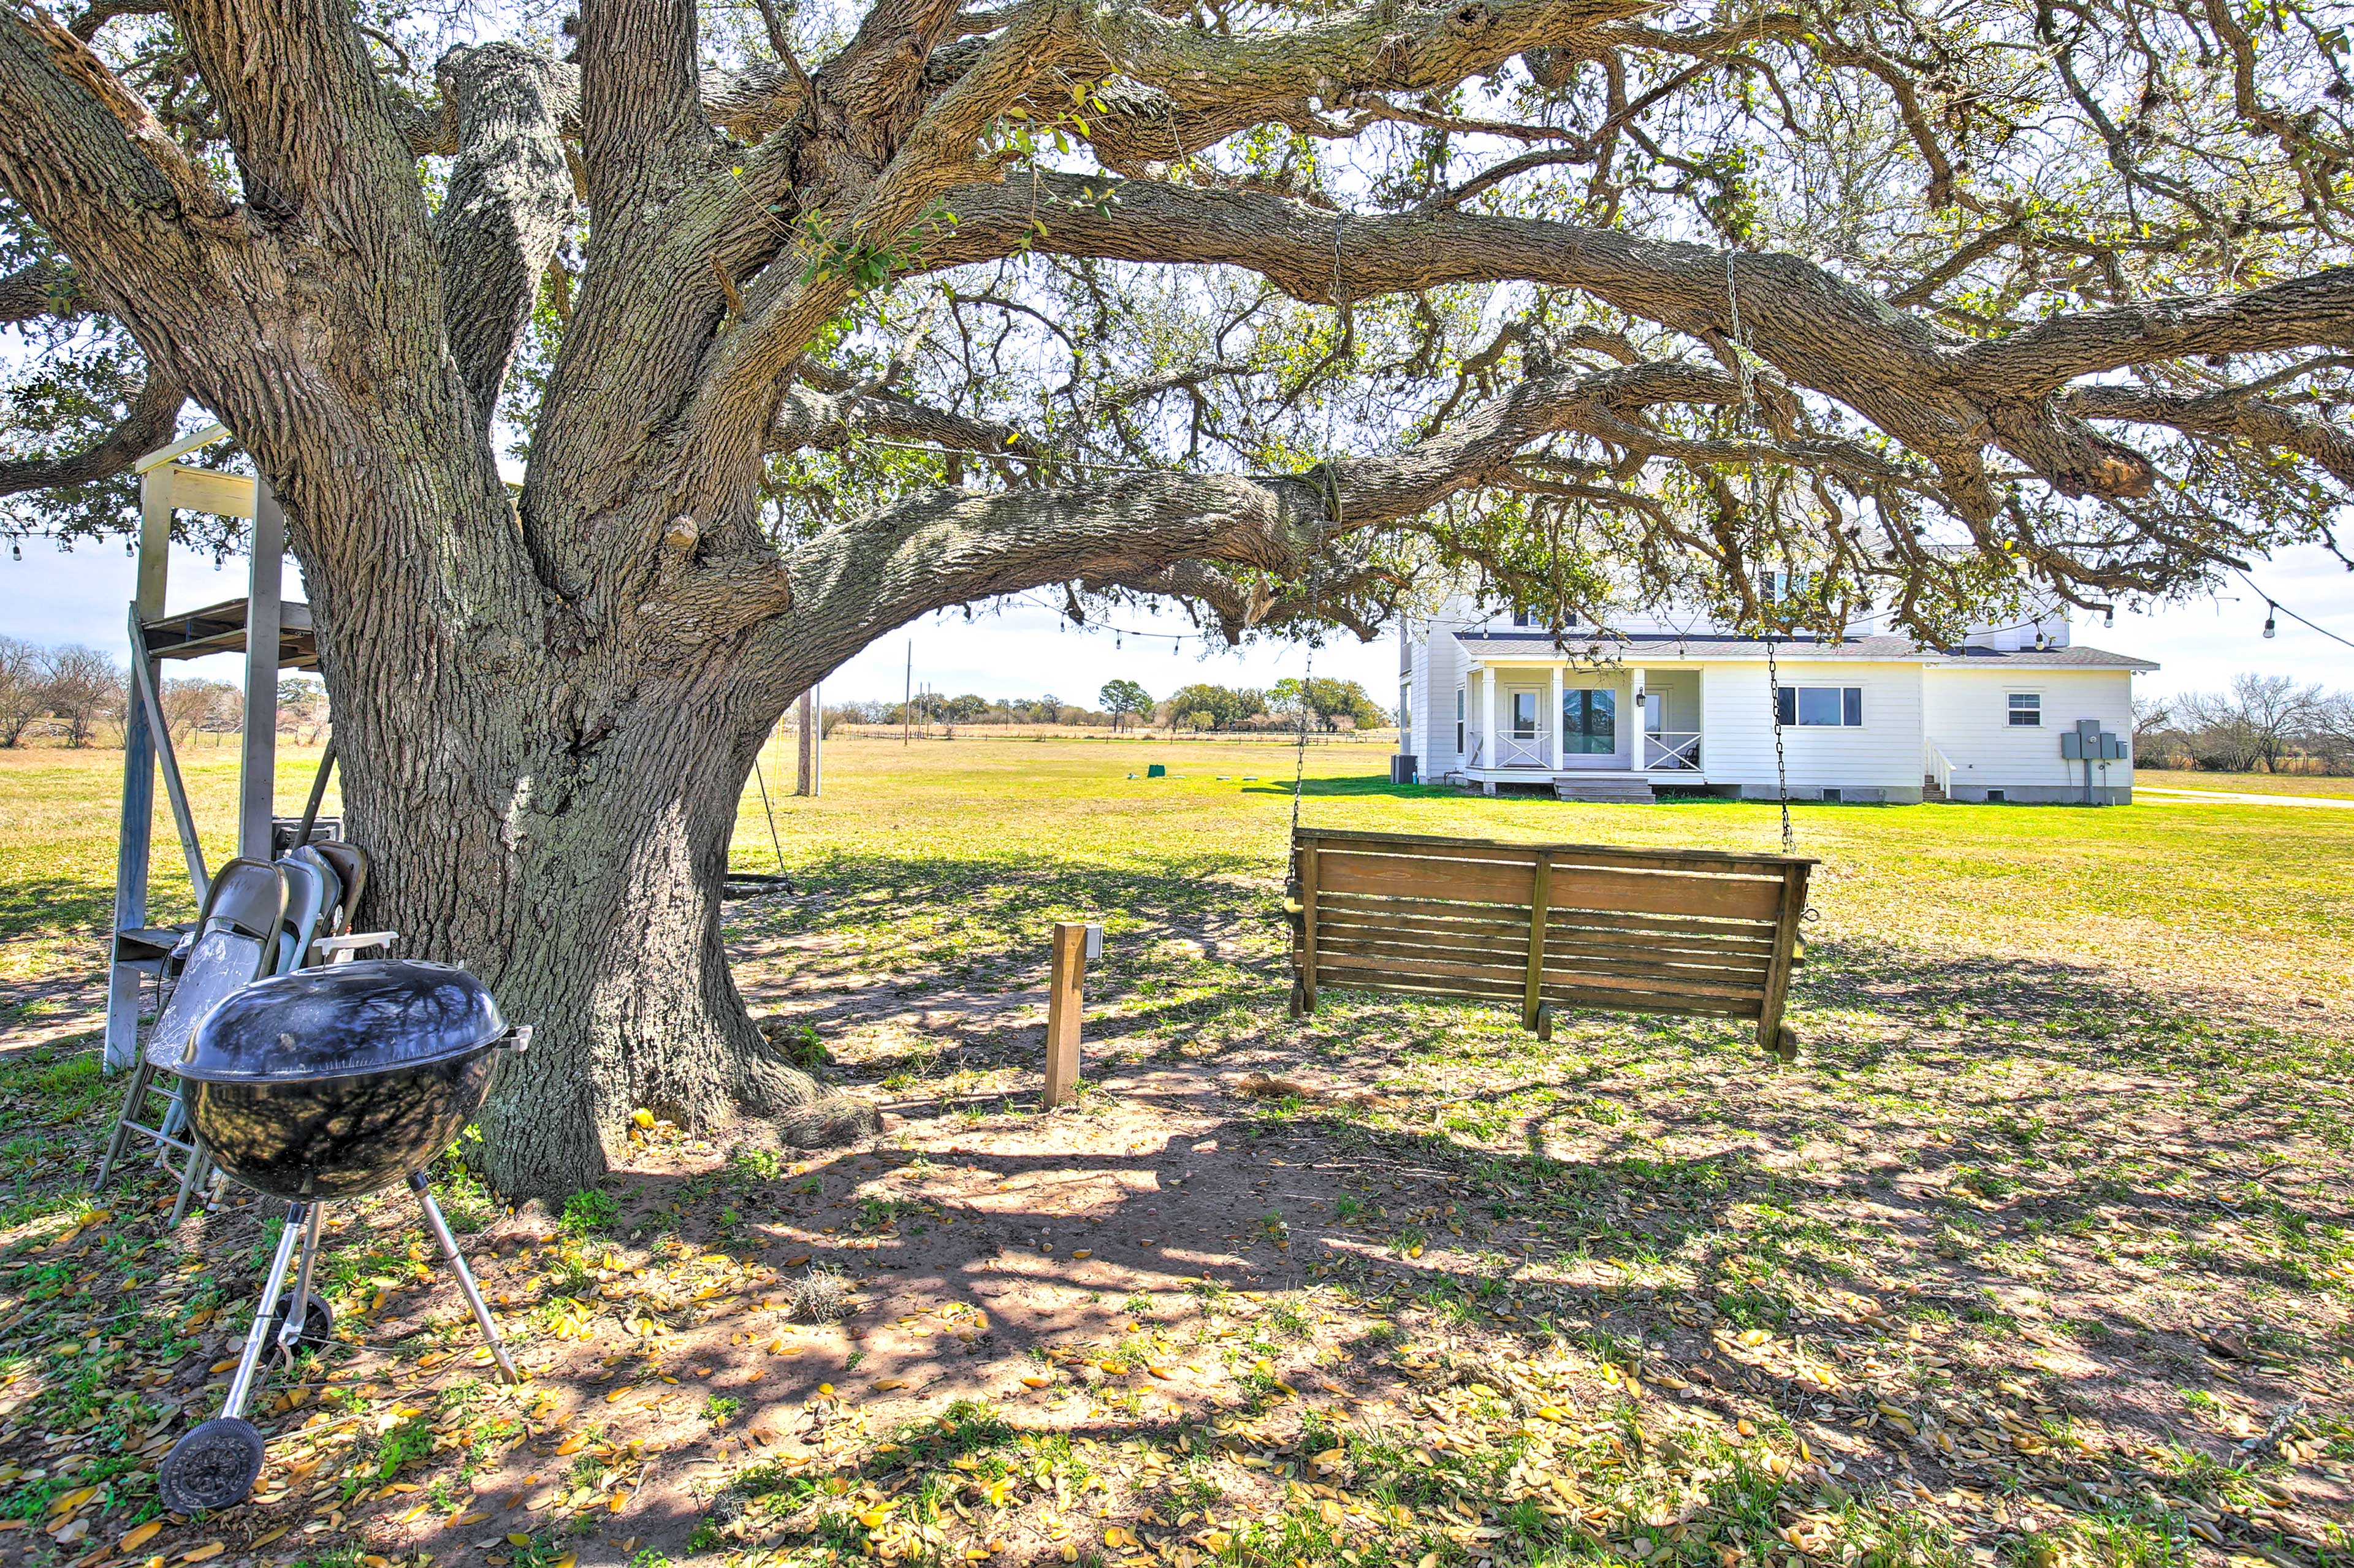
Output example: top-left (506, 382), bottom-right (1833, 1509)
top-left (1728, 249), bottom-right (1795, 855)
top-left (1764, 632), bottom-right (1794, 854)
top-left (1289, 208), bottom-right (1354, 843)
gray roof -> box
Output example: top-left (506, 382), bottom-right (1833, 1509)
top-left (1450, 630), bottom-right (2158, 671)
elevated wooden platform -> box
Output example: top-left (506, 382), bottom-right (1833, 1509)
top-left (142, 597), bottom-right (318, 669)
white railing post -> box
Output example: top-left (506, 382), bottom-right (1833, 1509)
top-left (1481, 667), bottom-right (1497, 775)
top-left (1549, 664), bottom-right (1564, 771)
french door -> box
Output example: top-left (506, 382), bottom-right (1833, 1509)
top-left (1562, 688), bottom-right (1617, 755)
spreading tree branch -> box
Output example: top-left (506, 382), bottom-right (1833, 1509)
top-left (436, 44), bottom-right (576, 424)
top-left (0, 369), bottom-right (180, 497)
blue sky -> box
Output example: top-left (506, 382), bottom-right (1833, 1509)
top-left (4, 535), bottom-right (2349, 707)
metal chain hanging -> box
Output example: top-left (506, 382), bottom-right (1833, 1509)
top-left (1764, 632), bottom-right (1794, 853)
top-left (1727, 253), bottom-right (1796, 854)
top-left (1287, 211), bottom-right (1352, 845)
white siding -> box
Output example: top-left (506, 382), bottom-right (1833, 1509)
top-left (1922, 667), bottom-right (2136, 798)
top-left (1415, 629), bottom-right (1469, 772)
top-left (1701, 661), bottom-right (1924, 797)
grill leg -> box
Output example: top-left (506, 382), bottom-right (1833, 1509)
top-left (223, 1202), bottom-right (307, 1422)
top-left (408, 1173), bottom-right (517, 1384)
top-left (277, 1203), bottom-right (326, 1355)
top-left (169, 1137), bottom-right (213, 1228)
top-left (94, 1060), bottom-right (156, 1192)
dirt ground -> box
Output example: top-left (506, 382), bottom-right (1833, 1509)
top-left (4, 862), bottom-right (2347, 1568)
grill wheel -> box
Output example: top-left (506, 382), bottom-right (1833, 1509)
top-left (265, 1291), bottom-right (335, 1352)
top-left (157, 1417), bottom-right (266, 1513)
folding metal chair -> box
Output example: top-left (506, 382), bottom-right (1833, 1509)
top-left (311, 840), bottom-right (369, 935)
top-left (291, 841), bottom-right (396, 965)
top-left (95, 859), bottom-right (287, 1223)
top-left (275, 853), bottom-right (332, 976)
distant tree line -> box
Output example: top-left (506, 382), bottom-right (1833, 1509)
top-left (0, 636), bottom-right (328, 747)
top-left (2135, 674), bottom-right (2354, 775)
top-left (1162, 677), bottom-right (1390, 733)
top-left (810, 676), bottom-right (1392, 735)
top-left (818, 693), bottom-right (1124, 729)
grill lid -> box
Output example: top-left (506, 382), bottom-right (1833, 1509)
top-left (180, 959), bottom-right (507, 1084)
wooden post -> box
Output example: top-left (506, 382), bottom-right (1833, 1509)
top-left (240, 477), bottom-right (286, 862)
top-left (1522, 850), bottom-right (1552, 1031)
top-left (1298, 838), bottom-right (1319, 1010)
top-left (1043, 921), bottom-right (1087, 1106)
top-left (795, 687), bottom-right (821, 796)
top-left (105, 473), bottom-right (177, 1072)
top-left (1756, 861), bottom-right (1811, 1060)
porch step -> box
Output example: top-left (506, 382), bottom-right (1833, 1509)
top-left (1922, 773), bottom-right (1948, 803)
top-left (1553, 777), bottom-right (1657, 804)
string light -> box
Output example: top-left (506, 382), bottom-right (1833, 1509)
top-left (1013, 592), bottom-right (1213, 652)
top-left (2229, 571), bottom-right (2354, 651)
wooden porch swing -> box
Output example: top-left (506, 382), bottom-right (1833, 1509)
top-left (1286, 828), bottom-right (1813, 1058)
top-left (1279, 251), bottom-right (1819, 1057)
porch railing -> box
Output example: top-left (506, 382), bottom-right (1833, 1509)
top-left (1491, 731), bottom-right (1553, 768)
top-left (1643, 731), bottom-right (1703, 771)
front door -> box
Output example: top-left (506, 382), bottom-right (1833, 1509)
top-left (1498, 687), bottom-right (1548, 766)
top-left (1563, 687), bottom-right (1618, 759)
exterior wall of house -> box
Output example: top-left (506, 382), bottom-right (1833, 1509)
top-left (1700, 660), bottom-right (1926, 802)
top-left (1922, 666), bottom-right (2136, 803)
top-left (1398, 599), bottom-right (2136, 802)
top-left (1407, 626), bottom-right (1471, 776)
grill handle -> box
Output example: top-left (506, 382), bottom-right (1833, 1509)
top-left (498, 1024), bottom-right (533, 1054)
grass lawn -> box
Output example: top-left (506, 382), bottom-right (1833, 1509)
top-left (2135, 772), bottom-right (2354, 799)
top-left (0, 736), bottom-right (2347, 1568)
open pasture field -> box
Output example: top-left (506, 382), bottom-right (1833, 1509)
top-left (0, 736), bottom-right (2347, 1568)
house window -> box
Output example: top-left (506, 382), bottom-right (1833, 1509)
top-left (1399, 684), bottom-right (1412, 737)
top-left (2008, 692), bottom-right (2042, 727)
top-left (1512, 610), bottom-right (1536, 628)
top-left (1511, 691), bottom-right (1539, 739)
top-left (1775, 685), bottom-right (1864, 726)
top-left (1455, 687), bottom-right (1466, 753)
top-left (1562, 689), bottom-right (1617, 754)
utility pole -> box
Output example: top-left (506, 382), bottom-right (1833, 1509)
top-left (903, 643), bottom-right (912, 747)
top-left (795, 685), bottom-right (821, 796)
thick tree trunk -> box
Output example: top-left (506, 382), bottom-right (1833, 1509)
top-left (300, 484), bottom-right (866, 1200)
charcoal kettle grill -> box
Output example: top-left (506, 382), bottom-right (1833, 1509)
top-left (156, 959), bottom-right (531, 1514)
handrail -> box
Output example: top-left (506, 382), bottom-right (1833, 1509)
top-left (1925, 742), bottom-right (1955, 796)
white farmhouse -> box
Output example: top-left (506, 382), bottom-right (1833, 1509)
top-left (1395, 595), bottom-right (2155, 804)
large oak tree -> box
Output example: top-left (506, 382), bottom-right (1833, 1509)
top-left (1, 0), bottom-right (2347, 1195)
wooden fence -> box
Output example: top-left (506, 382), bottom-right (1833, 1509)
top-left (1289, 828), bottom-right (1815, 1057)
